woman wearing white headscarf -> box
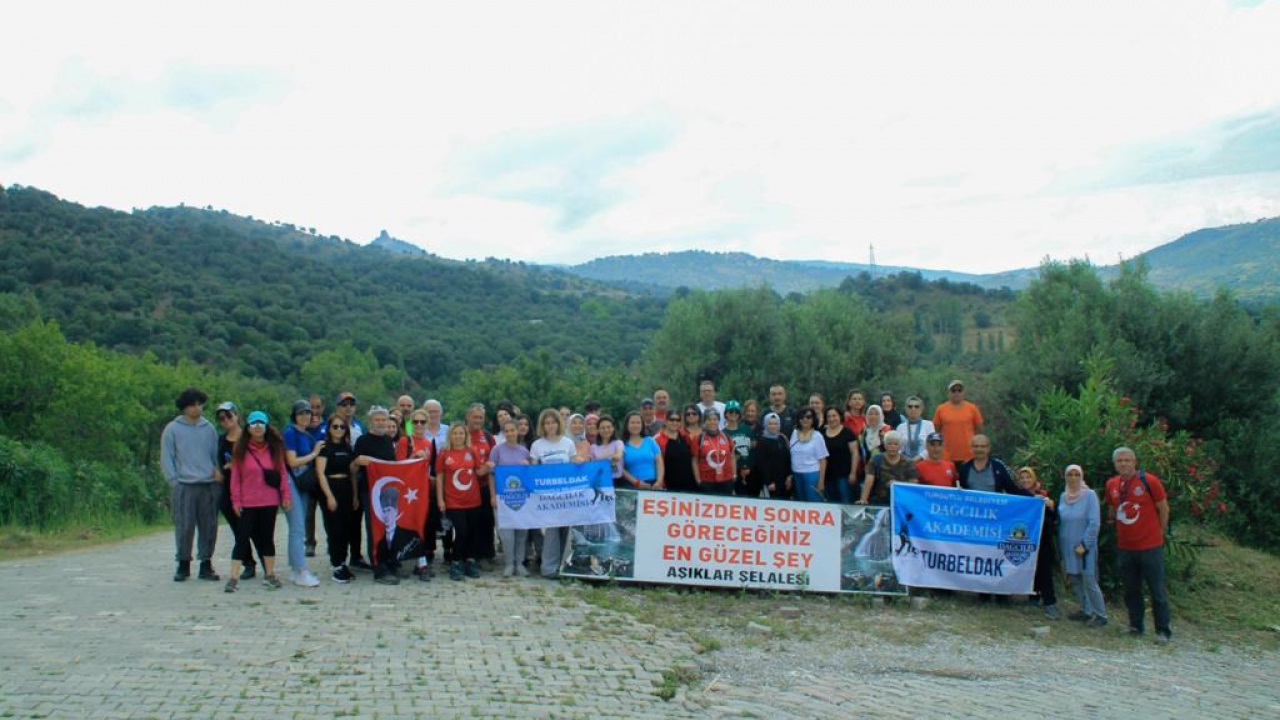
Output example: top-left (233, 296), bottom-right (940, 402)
top-left (1057, 464), bottom-right (1108, 627)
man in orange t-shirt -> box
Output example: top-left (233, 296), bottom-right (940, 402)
top-left (931, 380), bottom-right (984, 463)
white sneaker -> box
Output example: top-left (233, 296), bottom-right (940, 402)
top-left (294, 568), bottom-right (320, 587)
top-left (514, 564), bottom-right (529, 577)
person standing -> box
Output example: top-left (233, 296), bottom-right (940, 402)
top-left (842, 390), bottom-right (868, 437)
top-left (422, 399), bottom-right (450, 449)
top-left (215, 402), bottom-right (259, 579)
top-left (334, 392), bottom-right (365, 443)
top-left (530, 409), bottom-right (585, 578)
top-left (283, 400), bottom-right (324, 585)
top-left (788, 408), bottom-right (828, 503)
top-left (620, 412), bottom-right (664, 489)
top-left (351, 407), bottom-right (398, 579)
top-left (1105, 447), bottom-right (1172, 643)
top-left (316, 412), bottom-right (358, 584)
top-left (693, 410), bottom-right (735, 495)
top-left (591, 415), bottom-right (626, 488)
top-left (465, 404), bottom-right (498, 569)
top-left (754, 413), bottom-right (791, 499)
top-left (859, 405), bottom-right (889, 461)
top-left (879, 392), bottom-right (903, 428)
top-left (822, 407), bottom-right (859, 504)
top-left (914, 433), bottom-right (958, 488)
top-left (741, 399), bottom-right (761, 434)
top-left (652, 388), bottom-right (672, 430)
top-left (931, 380), bottom-right (984, 463)
top-left (1016, 467), bottom-right (1061, 621)
top-left (224, 410), bottom-right (290, 593)
top-left (859, 431), bottom-right (919, 505)
top-left (696, 380), bottom-right (727, 430)
top-left (396, 395), bottom-right (416, 436)
top-left (724, 402), bottom-right (755, 496)
top-left (766, 384), bottom-right (796, 439)
top-left (161, 388), bottom-right (222, 583)
top-left (895, 396), bottom-right (935, 461)
top-left (438, 425), bottom-right (485, 581)
top-left (489, 419), bottom-right (531, 576)
top-left (405, 409), bottom-right (438, 581)
top-left (956, 435), bottom-right (1017, 494)
top-left (639, 398), bottom-right (659, 437)
top-left (657, 410), bottom-right (698, 494)
top-left (304, 394), bottom-right (328, 556)
top-left (1059, 464), bottom-right (1108, 627)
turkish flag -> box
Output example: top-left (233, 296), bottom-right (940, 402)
top-left (366, 458), bottom-right (431, 564)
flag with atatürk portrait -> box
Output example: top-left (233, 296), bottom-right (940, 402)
top-left (366, 458), bottom-right (431, 564)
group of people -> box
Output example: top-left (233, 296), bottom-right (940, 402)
top-left (161, 378), bottom-right (1173, 643)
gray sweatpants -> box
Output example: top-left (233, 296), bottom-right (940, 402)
top-left (498, 526), bottom-right (529, 571)
top-left (172, 482), bottom-right (219, 563)
top-left (539, 526), bottom-right (569, 578)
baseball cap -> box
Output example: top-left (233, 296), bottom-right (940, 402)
top-left (247, 410), bottom-right (270, 426)
top-left (947, 379), bottom-right (965, 391)
top-left (725, 400), bottom-right (742, 413)
top-left (926, 432), bottom-right (944, 443)
top-left (640, 397), bottom-right (655, 407)
top-left (292, 399), bottom-right (312, 415)
top-left (335, 392), bottom-right (357, 405)
top-left (215, 401), bottom-right (238, 415)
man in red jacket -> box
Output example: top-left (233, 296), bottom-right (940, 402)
top-left (1105, 446), bottom-right (1172, 644)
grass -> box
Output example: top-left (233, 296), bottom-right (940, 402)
top-left (0, 519), bottom-right (168, 561)
top-left (570, 529), bottom-right (1280, 653)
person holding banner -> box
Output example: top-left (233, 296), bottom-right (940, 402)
top-left (620, 412), bottom-right (664, 489)
top-left (860, 431), bottom-right (918, 505)
top-left (789, 408), bottom-right (828, 502)
top-left (915, 433), bottom-right (958, 488)
top-left (1058, 464), bottom-right (1108, 627)
top-left (352, 407), bottom-right (399, 581)
top-left (590, 415), bottom-right (626, 487)
top-left (1105, 447), bottom-right (1172, 644)
top-left (956, 435), bottom-right (1017, 495)
top-left (1016, 467), bottom-right (1061, 620)
top-left (530, 408), bottom-right (584, 578)
top-left (694, 409), bottom-right (736, 495)
top-left (489, 419), bottom-right (531, 576)
top-left (405, 409), bottom-right (438, 581)
top-left (438, 425), bottom-right (485, 580)
top-left (568, 413), bottom-right (590, 459)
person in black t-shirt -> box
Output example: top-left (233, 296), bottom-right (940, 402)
top-left (316, 415), bottom-right (358, 584)
top-left (351, 407), bottom-right (398, 578)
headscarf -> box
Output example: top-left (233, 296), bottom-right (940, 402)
top-left (568, 413), bottom-right (586, 444)
top-left (1063, 464), bottom-right (1087, 500)
top-left (863, 404), bottom-right (886, 440)
top-left (584, 413), bottom-right (600, 443)
top-left (762, 413), bottom-right (782, 440)
top-left (1017, 466), bottom-right (1048, 497)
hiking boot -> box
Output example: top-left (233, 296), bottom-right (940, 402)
top-left (417, 567), bottom-right (432, 582)
top-left (449, 562), bottom-right (464, 581)
top-left (263, 574), bottom-right (283, 590)
top-left (332, 566), bottom-right (354, 584)
top-left (464, 560), bottom-right (481, 578)
top-left (1087, 616), bottom-right (1109, 628)
top-left (223, 578), bottom-right (238, 593)
top-left (198, 561), bottom-right (220, 581)
top-left (1043, 604), bottom-right (1061, 621)
top-left (240, 564), bottom-right (257, 580)
top-left (1067, 611), bottom-right (1090, 622)
top-left (173, 561), bottom-right (191, 582)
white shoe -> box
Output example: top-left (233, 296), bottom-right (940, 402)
top-left (514, 564), bottom-right (529, 577)
top-left (294, 568), bottom-right (320, 587)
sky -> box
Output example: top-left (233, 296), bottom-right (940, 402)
top-left (2, 0), bottom-right (1280, 273)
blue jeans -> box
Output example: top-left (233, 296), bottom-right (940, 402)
top-left (794, 472), bottom-right (822, 502)
top-left (285, 474), bottom-right (310, 571)
top-left (824, 475), bottom-right (852, 504)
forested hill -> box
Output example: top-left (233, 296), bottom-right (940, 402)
top-left (564, 217), bottom-right (1280, 301)
top-left (0, 185), bottom-right (663, 390)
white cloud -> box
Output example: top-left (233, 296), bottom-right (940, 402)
top-left (2, 0), bottom-right (1280, 272)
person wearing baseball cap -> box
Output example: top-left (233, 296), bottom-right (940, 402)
top-left (724, 401), bottom-right (756, 496)
top-left (639, 398), bottom-right (657, 436)
top-left (931, 380), bottom-right (984, 463)
top-left (915, 432), bottom-right (958, 488)
top-left (334, 392), bottom-right (364, 443)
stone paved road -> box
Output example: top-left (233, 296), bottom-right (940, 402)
top-left (2, 525), bottom-right (1279, 719)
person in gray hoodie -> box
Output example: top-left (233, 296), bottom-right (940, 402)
top-left (161, 387), bottom-right (223, 582)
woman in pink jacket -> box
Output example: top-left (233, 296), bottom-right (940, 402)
top-left (225, 410), bottom-right (292, 593)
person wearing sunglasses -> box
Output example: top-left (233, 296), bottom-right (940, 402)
top-left (657, 409), bottom-right (698, 493)
top-left (316, 413), bottom-right (358, 584)
top-left (226, 411), bottom-right (291, 592)
top-left (895, 395), bottom-right (935, 461)
top-left (284, 400), bottom-right (324, 587)
top-left (406, 408), bottom-right (440, 582)
top-left (334, 392), bottom-right (365, 443)
top-left (931, 380), bottom-right (984, 463)
top-left (161, 387), bottom-right (222, 583)
top-left (216, 402), bottom-right (261, 580)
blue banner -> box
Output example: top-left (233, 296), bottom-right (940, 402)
top-left (891, 484), bottom-right (1045, 594)
top-left (493, 460), bottom-right (616, 530)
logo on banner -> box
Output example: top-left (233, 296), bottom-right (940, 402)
top-left (998, 522), bottom-right (1036, 566)
top-left (500, 474), bottom-right (529, 511)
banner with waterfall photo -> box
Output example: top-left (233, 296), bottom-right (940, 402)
top-left (561, 490), bottom-right (905, 596)
top-left (890, 483), bottom-right (1045, 594)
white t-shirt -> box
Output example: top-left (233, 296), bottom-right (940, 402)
top-left (895, 419), bottom-right (935, 461)
top-left (789, 430), bottom-right (830, 473)
top-left (697, 401), bottom-right (727, 429)
top-left (530, 436), bottom-right (578, 465)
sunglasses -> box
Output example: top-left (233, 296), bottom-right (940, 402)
top-left (907, 404), bottom-right (922, 409)
top-left (950, 388), bottom-right (964, 393)
top-left (685, 411), bottom-right (699, 416)
top-left (330, 423), bottom-right (347, 429)
top-left (412, 419), bottom-right (427, 425)
top-left (338, 400), bottom-right (356, 406)
top-left (248, 421), bottom-right (266, 428)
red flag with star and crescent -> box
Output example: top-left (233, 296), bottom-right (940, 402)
top-left (366, 458), bottom-right (431, 564)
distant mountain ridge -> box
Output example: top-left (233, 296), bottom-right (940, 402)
top-left (561, 218), bottom-right (1280, 300)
